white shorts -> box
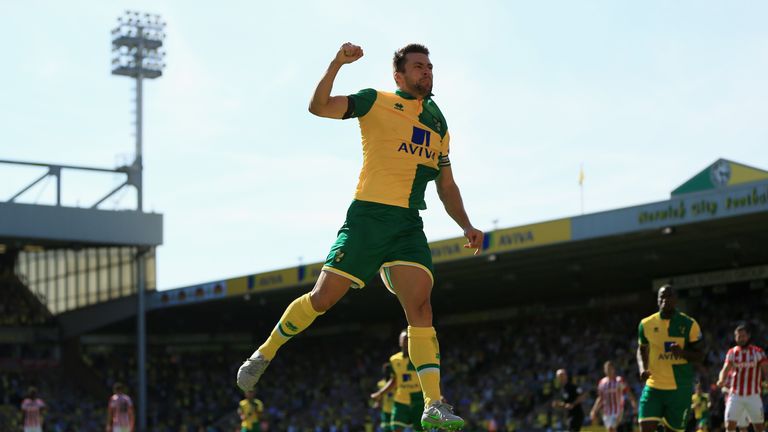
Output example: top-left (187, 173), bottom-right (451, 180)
top-left (602, 414), bottom-right (622, 428)
top-left (725, 394), bottom-right (764, 425)
top-left (24, 427), bottom-right (43, 432)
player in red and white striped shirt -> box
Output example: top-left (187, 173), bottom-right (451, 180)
top-left (716, 323), bottom-right (768, 432)
top-left (106, 382), bottom-right (135, 432)
top-left (590, 361), bottom-right (638, 432)
top-left (20, 387), bottom-right (46, 432)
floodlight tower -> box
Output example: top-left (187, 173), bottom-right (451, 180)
top-left (111, 10), bottom-right (166, 212)
top-left (111, 11), bottom-right (165, 432)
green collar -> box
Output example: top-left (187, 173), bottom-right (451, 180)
top-left (659, 309), bottom-right (677, 320)
top-left (396, 89), bottom-right (433, 100)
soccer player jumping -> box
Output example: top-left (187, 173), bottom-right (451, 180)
top-left (716, 323), bottom-right (768, 432)
top-left (237, 42), bottom-right (483, 431)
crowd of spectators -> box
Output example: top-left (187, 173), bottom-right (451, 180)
top-left (1, 284), bottom-right (766, 431)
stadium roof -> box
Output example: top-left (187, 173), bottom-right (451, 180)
top-left (58, 159), bottom-right (768, 337)
top-left (148, 158), bottom-right (768, 309)
top-left (0, 202), bottom-right (163, 248)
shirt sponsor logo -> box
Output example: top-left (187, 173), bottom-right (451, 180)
top-left (394, 103), bottom-right (404, 111)
top-left (397, 126), bottom-right (437, 161)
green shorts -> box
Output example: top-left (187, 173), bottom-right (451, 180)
top-left (380, 410), bottom-right (393, 431)
top-left (638, 386), bottom-right (692, 431)
top-left (323, 200), bottom-right (434, 289)
top-left (391, 394), bottom-right (425, 431)
top-left (241, 422), bottom-right (261, 432)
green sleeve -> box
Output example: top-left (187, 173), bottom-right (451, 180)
top-left (638, 322), bottom-right (648, 344)
top-left (343, 88), bottom-right (377, 119)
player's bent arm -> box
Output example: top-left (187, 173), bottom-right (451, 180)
top-left (435, 166), bottom-right (483, 254)
top-left (308, 43), bottom-right (363, 119)
top-left (637, 344), bottom-right (650, 379)
top-left (590, 395), bottom-right (602, 418)
top-left (370, 377), bottom-right (396, 400)
top-left (308, 61), bottom-right (348, 118)
top-left (717, 361), bottom-right (733, 387)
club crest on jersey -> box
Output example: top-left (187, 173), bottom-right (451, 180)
top-left (394, 103), bottom-right (404, 111)
top-left (397, 126), bottom-right (437, 161)
top-left (333, 250), bottom-right (345, 263)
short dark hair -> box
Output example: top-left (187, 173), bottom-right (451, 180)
top-left (658, 284), bottom-right (675, 295)
top-left (735, 322), bottom-right (751, 334)
top-left (393, 44), bottom-right (430, 73)
top-left (113, 382), bottom-right (125, 393)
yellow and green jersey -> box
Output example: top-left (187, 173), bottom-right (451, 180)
top-left (344, 89), bottom-right (450, 210)
top-left (377, 378), bottom-right (395, 414)
top-left (389, 352), bottom-right (422, 404)
top-left (239, 398), bottom-right (263, 428)
top-left (691, 393), bottom-right (709, 419)
top-left (638, 311), bottom-right (702, 390)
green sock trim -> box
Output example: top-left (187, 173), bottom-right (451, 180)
top-left (416, 363), bottom-right (440, 372)
top-left (277, 323), bottom-right (295, 338)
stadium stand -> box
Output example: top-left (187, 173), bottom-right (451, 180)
top-left (2, 283), bottom-right (765, 431)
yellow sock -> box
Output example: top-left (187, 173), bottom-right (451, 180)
top-left (256, 293), bottom-right (323, 360)
top-left (407, 326), bottom-right (441, 406)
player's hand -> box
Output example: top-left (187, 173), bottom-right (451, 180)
top-left (716, 379), bottom-right (725, 388)
top-left (334, 42), bottom-right (363, 65)
top-left (639, 370), bottom-right (651, 381)
top-left (669, 342), bottom-right (683, 357)
top-left (463, 226), bottom-right (484, 255)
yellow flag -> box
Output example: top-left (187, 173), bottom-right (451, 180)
top-left (578, 165), bottom-right (584, 186)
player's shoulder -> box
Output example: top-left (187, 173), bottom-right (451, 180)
top-left (749, 344), bottom-right (765, 353)
top-left (676, 311), bottom-right (700, 326)
top-left (640, 312), bottom-right (660, 325)
top-left (390, 352), bottom-right (403, 362)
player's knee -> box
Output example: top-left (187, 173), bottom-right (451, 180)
top-left (309, 291), bottom-right (336, 312)
top-left (410, 297), bottom-right (432, 321)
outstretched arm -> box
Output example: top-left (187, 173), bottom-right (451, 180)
top-left (717, 361), bottom-right (733, 387)
top-left (590, 395), bottom-right (603, 421)
top-left (637, 344), bottom-right (651, 381)
top-left (308, 43), bottom-right (363, 119)
top-left (435, 165), bottom-right (483, 255)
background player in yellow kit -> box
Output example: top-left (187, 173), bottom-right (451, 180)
top-left (238, 390), bottom-right (264, 432)
top-left (237, 42), bottom-right (482, 431)
top-left (690, 382), bottom-right (710, 432)
top-left (371, 363), bottom-right (396, 432)
top-left (636, 285), bottom-right (705, 432)
top-left (372, 330), bottom-right (426, 431)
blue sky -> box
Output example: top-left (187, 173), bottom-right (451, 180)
top-left (2, 1), bottom-right (767, 290)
